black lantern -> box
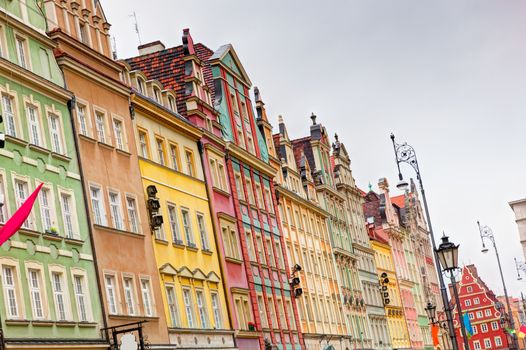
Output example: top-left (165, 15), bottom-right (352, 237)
top-left (436, 234), bottom-right (459, 272)
top-left (425, 302), bottom-right (436, 323)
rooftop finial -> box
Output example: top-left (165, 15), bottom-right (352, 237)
top-left (334, 133), bottom-right (339, 142)
top-left (368, 182), bottom-right (373, 191)
top-left (278, 115), bottom-right (283, 124)
top-left (311, 112), bottom-right (317, 125)
top-left (254, 86), bottom-right (261, 102)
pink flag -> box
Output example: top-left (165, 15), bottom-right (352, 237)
top-left (0, 182), bottom-right (43, 245)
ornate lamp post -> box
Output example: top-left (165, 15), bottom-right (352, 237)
top-left (436, 234), bottom-right (470, 350)
top-left (477, 222), bottom-right (518, 350)
top-left (425, 301), bottom-right (452, 350)
top-left (390, 133), bottom-right (458, 350)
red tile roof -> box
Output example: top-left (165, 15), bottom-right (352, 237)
top-left (125, 42), bottom-right (214, 117)
top-left (390, 194), bottom-right (406, 208)
top-left (291, 137), bottom-right (314, 172)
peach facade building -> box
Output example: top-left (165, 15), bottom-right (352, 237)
top-left (43, 0), bottom-right (169, 346)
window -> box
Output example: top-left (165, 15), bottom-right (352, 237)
top-left (468, 312), bottom-right (474, 320)
top-left (27, 105), bottom-right (41, 146)
top-left (234, 172), bottom-right (245, 200)
top-left (476, 311), bottom-right (483, 319)
top-left (165, 285), bottom-right (179, 327)
top-left (28, 269), bottom-right (44, 319)
top-left (266, 238), bottom-right (275, 267)
top-left (481, 323), bottom-right (488, 332)
top-left (473, 341), bottom-right (481, 350)
top-left (233, 294), bottom-right (252, 330)
top-left (221, 222), bottom-right (240, 259)
top-left (79, 22), bottom-right (89, 44)
top-left (0, 174), bottom-right (7, 223)
top-left (182, 288), bottom-right (195, 327)
top-left (112, 119), bottom-right (125, 150)
top-left (256, 233), bottom-right (266, 265)
top-left (138, 130), bottom-right (149, 158)
top-left (211, 292), bottom-right (222, 329)
top-left (181, 209), bottom-right (194, 246)
top-left (169, 144), bottom-right (179, 171)
top-left (123, 277), bottom-right (136, 315)
top-left (60, 193), bottom-right (75, 238)
top-left (209, 157), bottom-right (227, 191)
top-left (14, 179), bottom-right (30, 229)
top-left (163, 204), bottom-right (180, 244)
top-left (156, 138), bottom-right (166, 166)
top-left (485, 309), bottom-right (492, 317)
top-left (245, 231), bottom-right (255, 261)
top-left (140, 279), bottom-right (153, 317)
top-left (473, 297), bottom-right (479, 305)
top-left (48, 114), bottom-right (63, 153)
top-left (39, 48), bottom-right (51, 79)
top-left (90, 185), bottom-right (105, 225)
top-left (168, 95), bottom-right (176, 111)
top-left (286, 300), bottom-right (296, 330)
top-left (196, 214), bottom-right (209, 250)
top-left (491, 321), bottom-right (498, 330)
top-left (483, 339), bottom-right (491, 349)
top-left (39, 187), bottom-right (53, 232)
top-left (2, 94), bottom-right (16, 137)
top-left (126, 196), bottom-right (139, 233)
top-left (185, 150), bottom-right (195, 176)
top-left (76, 104), bottom-right (88, 136)
top-left (495, 336), bottom-right (502, 347)
top-left (473, 325), bottom-right (478, 334)
top-left (52, 272), bottom-right (67, 320)
top-left (95, 111), bottom-right (106, 143)
top-left (257, 294), bottom-right (268, 328)
top-left (153, 87), bottom-right (161, 103)
top-left (196, 290), bottom-right (208, 328)
top-left (137, 78), bottom-right (145, 94)
top-left (0, 25), bottom-right (7, 58)
top-left (467, 286), bottom-right (473, 293)
top-left (105, 275), bottom-right (117, 314)
top-left (74, 275), bottom-right (88, 321)
top-left (268, 296), bottom-right (277, 326)
top-left (245, 176), bottom-right (255, 205)
top-left (16, 36), bottom-right (29, 69)
top-left (465, 299), bottom-right (471, 307)
top-left (109, 191), bottom-right (123, 230)
top-left (3, 266), bottom-right (19, 318)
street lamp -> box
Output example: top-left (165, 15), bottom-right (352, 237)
top-left (390, 133), bottom-right (458, 350)
top-left (515, 258), bottom-right (526, 281)
top-left (477, 221), bottom-right (519, 350)
top-left (425, 302), bottom-right (437, 324)
top-left (436, 234), bottom-right (470, 350)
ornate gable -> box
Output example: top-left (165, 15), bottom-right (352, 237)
top-left (209, 44), bottom-right (252, 86)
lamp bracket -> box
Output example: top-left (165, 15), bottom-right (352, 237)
top-left (393, 139), bottom-right (420, 177)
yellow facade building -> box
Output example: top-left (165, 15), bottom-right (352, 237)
top-left (125, 67), bottom-right (235, 349)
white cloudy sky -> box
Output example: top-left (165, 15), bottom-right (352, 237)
top-left (102, 1), bottom-right (526, 298)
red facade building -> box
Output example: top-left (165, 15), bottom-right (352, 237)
top-left (452, 265), bottom-right (511, 350)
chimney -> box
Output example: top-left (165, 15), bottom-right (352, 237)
top-left (182, 28), bottom-right (195, 55)
top-left (138, 40), bottom-right (165, 55)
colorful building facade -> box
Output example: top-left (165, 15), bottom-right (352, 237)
top-left (44, 0), bottom-right (169, 346)
top-left (0, 0), bottom-right (104, 348)
top-left (292, 116), bottom-right (372, 350)
top-left (364, 188), bottom-right (410, 350)
top-left (452, 265), bottom-right (511, 350)
top-left (125, 65), bottom-right (235, 349)
top-left (126, 31), bottom-right (303, 350)
top-left (272, 116), bottom-right (350, 350)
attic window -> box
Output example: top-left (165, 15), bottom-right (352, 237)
top-left (137, 78), bottom-right (145, 94)
top-left (184, 61), bottom-right (193, 76)
top-left (153, 87), bottom-right (161, 103)
top-left (168, 95), bottom-right (177, 112)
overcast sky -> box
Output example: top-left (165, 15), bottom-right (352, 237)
top-left (103, 1), bottom-right (526, 298)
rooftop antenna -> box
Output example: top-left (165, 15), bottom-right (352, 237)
top-left (129, 11), bottom-right (142, 45)
top-left (111, 35), bottom-right (117, 60)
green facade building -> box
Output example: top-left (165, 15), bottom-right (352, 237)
top-left (0, 1), bottom-right (104, 349)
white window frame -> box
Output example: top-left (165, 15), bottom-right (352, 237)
top-left (1, 92), bottom-right (18, 138)
top-left (137, 128), bottom-right (149, 158)
top-left (169, 143), bottom-right (179, 171)
top-left (211, 291), bottom-right (222, 329)
top-left (89, 184), bottom-right (106, 226)
top-left (165, 284), bottom-right (179, 327)
top-left (104, 273), bottom-right (119, 315)
top-left (182, 287), bottom-right (195, 328)
top-left (37, 182), bottom-right (56, 233)
top-left (47, 112), bottom-right (64, 154)
top-left (0, 24), bottom-right (8, 59)
top-left (12, 175), bottom-right (33, 229)
top-left (25, 263), bottom-right (47, 320)
top-left (495, 336), bottom-right (502, 347)
top-left (108, 189), bottom-right (124, 230)
top-left (15, 34), bottom-right (31, 70)
top-left (167, 203), bottom-right (182, 244)
top-left (181, 208), bottom-right (194, 247)
top-left (140, 277), bottom-right (154, 317)
top-left (76, 101), bottom-right (91, 137)
top-left (155, 136), bottom-right (166, 166)
top-left (26, 103), bottom-right (43, 147)
top-left (112, 116), bottom-right (126, 151)
top-left (491, 321), bottom-right (498, 330)
top-left (122, 275), bottom-right (137, 316)
top-left (483, 338), bottom-right (491, 349)
top-left (485, 309), bottom-right (492, 317)
top-left (0, 170), bottom-right (9, 224)
top-left (196, 213), bottom-right (209, 251)
top-left (125, 195), bottom-right (140, 234)
top-left (93, 107), bottom-right (108, 144)
top-left (49, 265), bottom-right (72, 321)
top-left (59, 188), bottom-right (78, 239)
top-left (71, 268), bottom-right (93, 322)
top-left (481, 323), bottom-right (488, 332)
top-left (195, 289), bottom-right (208, 328)
top-left (1, 259), bottom-right (24, 319)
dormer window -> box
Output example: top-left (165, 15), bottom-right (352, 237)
top-left (167, 95), bottom-right (177, 112)
top-left (137, 78), bottom-right (145, 94)
top-left (153, 87), bottom-right (161, 103)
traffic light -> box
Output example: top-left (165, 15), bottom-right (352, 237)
top-left (146, 185), bottom-right (163, 230)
